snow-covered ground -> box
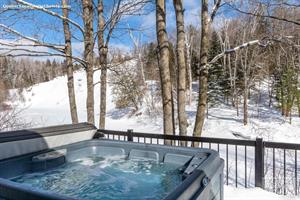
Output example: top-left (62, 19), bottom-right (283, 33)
top-left (224, 186), bottom-right (297, 200)
top-left (13, 69), bottom-right (300, 143)
top-left (8, 69), bottom-right (300, 199)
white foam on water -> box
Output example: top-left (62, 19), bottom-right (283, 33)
top-left (13, 155), bottom-right (182, 200)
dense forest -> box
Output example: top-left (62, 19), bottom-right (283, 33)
top-left (0, 58), bottom-right (67, 106)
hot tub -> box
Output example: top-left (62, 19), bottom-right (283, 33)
top-left (0, 123), bottom-right (224, 200)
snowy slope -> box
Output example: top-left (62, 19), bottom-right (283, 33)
top-left (14, 68), bottom-right (162, 132)
top-left (13, 69), bottom-right (300, 143)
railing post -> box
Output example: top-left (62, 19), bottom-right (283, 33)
top-left (255, 137), bottom-right (264, 188)
top-left (127, 129), bottom-right (133, 142)
top-left (93, 130), bottom-right (105, 139)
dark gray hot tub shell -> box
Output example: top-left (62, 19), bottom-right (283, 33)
top-left (0, 123), bottom-right (224, 200)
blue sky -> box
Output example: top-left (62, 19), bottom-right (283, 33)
top-left (0, 0), bottom-right (202, 55)
top-left (1, 0), bottom-right (297, 57)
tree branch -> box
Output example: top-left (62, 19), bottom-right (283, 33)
top-left (207, 36), bottom-right (295, 68)
top-left (15, 0), bottom-right (85, 34)
top-left (227, 3), bottom-right (300, 26)
top-left (0, 23), bottom-right (64, 52)
top-left (210, 0), bottom-right (222, 23)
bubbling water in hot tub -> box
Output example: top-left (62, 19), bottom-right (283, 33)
top-left (12, 155), bottom-right (183, 200)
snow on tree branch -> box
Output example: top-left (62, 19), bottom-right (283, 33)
top-left (0, 25), bottom-right (86, 65)
top-left (207, 36), bottom-right (296, 69)
top-left (0, 23), bottom-right (64, 52)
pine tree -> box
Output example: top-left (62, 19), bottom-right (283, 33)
top-left (207, 31), bottom-right (228, 105)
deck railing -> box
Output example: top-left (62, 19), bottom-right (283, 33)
top-left (96, 129), bottom-right (300, 196)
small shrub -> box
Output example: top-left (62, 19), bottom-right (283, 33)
top-left (111, 61), bottom-right (145, 111)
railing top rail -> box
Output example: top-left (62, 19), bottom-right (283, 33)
top-left (98, 129), bottom-right (256, 146)
top-left (99, 129), bottom-right (300, 150)
top-left (264, 141), bottom-right (300, 150)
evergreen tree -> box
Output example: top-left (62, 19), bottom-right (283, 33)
top-left (207, 30), bottom-right (229, 105)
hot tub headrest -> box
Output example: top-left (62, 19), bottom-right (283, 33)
top-left (0, 123), bottom-right (97, 160)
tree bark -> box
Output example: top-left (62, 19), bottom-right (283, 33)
top-left (173, 0), bottom-right (187, 145)
top-left (97, 0), bottom-right (107, 129)
top-left (236, 95), bottom-right (239, 116)
top-left (280, 80), bottom-right (285, 116)
top-left (297, 92), bottom-right (300, 117)
top-left (242, 48), bottom-right (249, 125)
top-left (185, 38), bottom-right (192, 105)
top-left (62, 0), bottom-right (78, 124)
top-left (193, 0), bottom-right (209, 138)
top-left (99, 57), bottom-right (107, 129)
top-left (82, 0), bottom-right (95, 124)
top-left (156, 0), bottom-right (174, 144)
top-left (243, 79), bottom-right (248, 125)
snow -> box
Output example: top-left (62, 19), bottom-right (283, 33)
top-left (13, 69), bottom-right (300, 143)
top-left (8, 67), bottom-right (300, 200)
top-left (12, 68), bottom-right (163, 132)
top-left (224, 186), bottom-right (298, 200)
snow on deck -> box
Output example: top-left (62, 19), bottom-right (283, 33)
top-left (224, 186), bottom-right (297, 200)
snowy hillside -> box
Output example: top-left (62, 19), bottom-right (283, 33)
top-left (13, 69), bottom-right (300, 144)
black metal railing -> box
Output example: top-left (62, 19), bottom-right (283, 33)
top-left (264, 141), bottom-right (300, 195)
top-left (97, 129), bottom-right (300, 196)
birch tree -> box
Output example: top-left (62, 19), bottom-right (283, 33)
top-left (173, 0), bottom-right (187, 142)
top-left (185, 26), bottom-right (196, 105)
top-left (96, 0), bottom-right (148, 129)
top-left (62, 0), bottom-right (78, 123)
top-left (156, 0), bottom-right (174, 141)
top-left (82, 0), bottom-right (95, 124)
top-left (193, 0), bottom-right (221, 138)
top-left (97, 0), bottom-right (106, 129)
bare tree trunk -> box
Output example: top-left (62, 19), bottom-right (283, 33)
top-left (128, 29), bottom-right (146, 86)
top-left (297, 92), bottom-right (300, 117)
top-left (280, 79), bottom-right (285, 116)
top-left (233, 62), bottom-right (237, 109)
top-left (236, 95), bottom-right (239, 116)
top-left (193, 0), bottom-right (209, 138)
top-left (97, 0), bottom-right (107, 129)
top-left (96, 0), bottom-right (147, 128)
top-left (99, 58), bottom-right (107, 129)
top-left (298, 54), bottom-right (300, 117)
top-left (243, 78), bottom-right (248, 125)
top-left (138, 52), bottom-right (146, 85)
top-left (62, 0), bottom-right (78, 123)
top-left (173, 0), bottom-right (187, 143)
top-left (185, 34), bottom-right (193, 106)
top-left (242, 47), bottom-right (249, 125)
top-left (156, 0), bottom-right (174, 143)
top-left (82, 0), bottom-right (95, 124)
